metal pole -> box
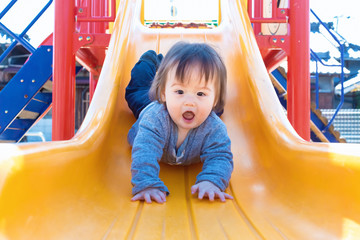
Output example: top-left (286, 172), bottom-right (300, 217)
top-left (88, 0), bottom-right (105, 101)
top-left (53, 0), bottom-right (76, 140)
top-left (287, 0), bottom-right (310, 140)
top-left (253, 0), bottom-right (262, 35)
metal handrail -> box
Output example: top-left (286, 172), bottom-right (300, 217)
top-left (310, 9), bottom-right (345, 132)
top-left (248, 0), bottom-right (288, 23)
top-left (0, 0), bottom-right (53, 64)
top-left (75, 0), bottom-right (116, 22)
top-left (310, 49), bottom-right (342, 110)
top-left (310, 51), bottom-right (320, 109)
top-left (0, 23), bottom-right (35, 55)
top-left (0, 0), bottom-right (17, 20)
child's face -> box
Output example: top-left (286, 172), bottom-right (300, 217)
top-left (161, 66), bottom-right (217, 134)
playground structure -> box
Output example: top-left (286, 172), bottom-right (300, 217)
top-left (0, 0), bottom-right (345, 143)
top-left (1, 0), bottom-right (360, 239)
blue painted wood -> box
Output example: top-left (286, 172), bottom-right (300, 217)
top-left (9, 119), bottom-right (34, 130)
top-left (0, 128), bottom-right (26, 141)
top-left (310, 111), bottom-right (337, 142)
top-left (0, 45), bottom-right (53, 141)
top-left (272, 69), bottom-right (287, 90)
top-left (24, 99), bottom-right (49, 115)
top-left (0, 45), bottom-right (84, 142)
top-left (271, 68), bottom-right (341, 143)
top-left (33, 92), bottom-right (52, 104)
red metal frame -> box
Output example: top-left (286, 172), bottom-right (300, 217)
top-left (53, 0), bottom-right (76, 141)
top-left (248, 0), bottom-right (288, 32)
top-left (75, 0), bottom-right (116, 22)
top-left (53, 0), bottom-right (310, 141)
top-left (53, 0), bottom-right (116, 141)
top-left (248, 0), bottom-right (310, 141)
top-left (287, 0), bottom-right (310, 141)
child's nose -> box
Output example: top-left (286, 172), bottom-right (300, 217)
top-left (184, 95), bottom-right (195, 107)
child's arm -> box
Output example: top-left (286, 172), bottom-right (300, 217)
top-left (196, 122), bottom-right (233, 200)
top-left (130, 106), bottom-right (170, 199)
top-left (191, 181), bottom-right (233, 202)
top-left (131, 188), bottom-right (167, 204)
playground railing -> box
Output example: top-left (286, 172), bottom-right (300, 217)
top-left (52, 0), bottom-right (117, 140)
top-left (247, 0), bottom-right (288, 23)
top-left (0, 0), bottom-right (53, 64)
top-left (310, 9), bottom-right (345, 132)
top-left (75, 0), bottom-right (116, 23)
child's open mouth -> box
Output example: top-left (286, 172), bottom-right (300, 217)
top-left (182, 111), bottom-right (195, 121)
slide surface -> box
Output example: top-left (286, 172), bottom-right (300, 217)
top-left (1, 0), bottom-right (360, 239)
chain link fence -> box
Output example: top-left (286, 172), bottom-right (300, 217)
top-left (321, 109), bottom-right (360, 143)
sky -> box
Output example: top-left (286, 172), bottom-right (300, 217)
top-left (0, 0), bottom-right (359, 46)
top-left (310, 0), bottom-right (360, 45)
top-left (0, 0), bottom-right (54, 47)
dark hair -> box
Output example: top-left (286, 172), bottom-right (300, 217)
top-left (149, 42), bottom-right (227, 113)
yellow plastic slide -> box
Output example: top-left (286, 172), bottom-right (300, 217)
top-left (1, 0), bottom-right (360, 239)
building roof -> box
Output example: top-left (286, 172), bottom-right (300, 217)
top-left (310, 58), bottom-right (350, 75)
top-left (335, 72), bottom-right (360, 95)
top-left (347, 48), bottom-right (360, 59)
top-left (310, 32), bottom-right (340, 58)
top-left (310, 21), bottom-right (360, 60)
top-left (280, 58), bottom-right (350, 75)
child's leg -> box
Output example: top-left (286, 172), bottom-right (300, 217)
top-left (125, 50), bottom-right (163, 118)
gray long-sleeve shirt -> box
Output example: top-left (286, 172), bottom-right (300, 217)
top-left (128, 101), bottom-right (233, 195)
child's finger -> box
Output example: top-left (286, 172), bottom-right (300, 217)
top-left (152, 193), bottom-right (164, 203)
top-left (191, 184), bottom-right (199, 194)
top-left (198, 189), bottom-right (206, 199)
top-left (208, 191), bottom-right (215, 201)
top-left (160, 192), bottom-right (167, 202)
top-left (131, 193), bottom-right (142, 202)
top-left (144, 193), bottom-right (152, 203)
top-left (157, 192), bottom-right (166, 203)
top-left (224, 193), bottom-right (233, 199)
top-left (217, 192), bottom-right (226, 202)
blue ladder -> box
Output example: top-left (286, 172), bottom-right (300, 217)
top-left (0, 45), bottom-right (53, 142)
top-left (271, 68), bottom-right (345, 143)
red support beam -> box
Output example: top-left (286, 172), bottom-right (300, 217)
top-left (52, 0), bottom-right (115, 141)
top-left (76, 0), bottom-right (116, 22)
top-left (253, 0), bottom-right (262, 35)
top-left (287, 0), bottom-right (310, 141)
top-left (53, 0), bottom-right (76, 140)
top-left (263, 49), bottom-right (287, 72)
top-left (255, 35), bottom-right (290, 54)
top-left (87, 0), bottom-right (105, 101)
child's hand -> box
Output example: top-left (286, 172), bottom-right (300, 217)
top-left (131, 188), bottom-right (167, 204)
top-left (191, 181), bottom-right (233, 202)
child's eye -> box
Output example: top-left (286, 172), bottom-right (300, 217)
top-left (176, 90), bottom-right (184, 94)
top-left (197, 92), bottom-right (206, 96)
